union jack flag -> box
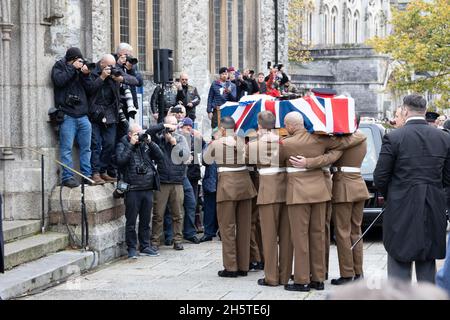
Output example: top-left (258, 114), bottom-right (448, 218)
top-left (220, 95), bottom-right (356, 135)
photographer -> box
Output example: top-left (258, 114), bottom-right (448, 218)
top-left (51, 47), bottom-right (97, 188)
top-left (163, 117), bottom-right (205, 245)
top-left (176, 73), bottom-right (201, 121)
top-left (243, 69), bottom-right (259, 95)
top-left (115, 43), bottom-right (143, 117)
top-left (229, 67), bottom-right (250, 100)
top-left (89, 54), bottom-right (139, 185)
top-left (207, 67), bottom-right (237, 129)
top-left (151, 116), bottom-right (191, 251)
top-left (116, 124), bottom-right (164, 259)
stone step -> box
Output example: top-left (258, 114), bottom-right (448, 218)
top-left (4, 233), bottom-right (69, 270)
top-left (0, 250), bottom-right (97, 300)
top-left (3, 220), bottom-right (42, 243)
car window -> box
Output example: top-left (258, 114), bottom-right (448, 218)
top-left (360, 127), bottom-right (378, 175)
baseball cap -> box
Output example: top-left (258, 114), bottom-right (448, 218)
top-left (181, 118), bottom-right (194, 128)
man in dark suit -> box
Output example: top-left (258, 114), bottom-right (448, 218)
top-left (374, 94), bottom-right (450, 283)
top-left (1, 193), bottom-right (4, 273)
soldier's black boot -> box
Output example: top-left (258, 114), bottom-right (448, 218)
top-left (331, 277), bottom-right (353, 285)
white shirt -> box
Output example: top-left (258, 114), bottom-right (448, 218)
top-left (405, 116), bottom-right (426, 123)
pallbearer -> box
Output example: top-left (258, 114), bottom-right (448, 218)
top-left (204, 117), bottom-right (257, 277)
top-left (246, 111), bottom-right (293, 286)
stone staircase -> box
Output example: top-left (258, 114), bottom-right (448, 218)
top-left (0, 220), bottom-right (97, 300)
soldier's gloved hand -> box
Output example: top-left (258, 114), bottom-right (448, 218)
top-left (290, 156), bottom-right (307, 169)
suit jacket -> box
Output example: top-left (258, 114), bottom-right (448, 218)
top-left (204, 136), bottom-right (257, 203)
top-left (1, 194), bottom-right (4, 273)
top-left (374, 119), bottom-right (450, 262)
top-left (246, 133), bottom-right (286, 205)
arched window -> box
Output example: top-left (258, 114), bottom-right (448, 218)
top-left (323, 5), bottom-right (330, 44)
top-left (354, 10), bottom-right (360, 43)
top-left (331, 6), bottom-right (338, 45)
top-left (346, 9), bottom-right (352, 43)
top-left (306, 12), bottom-right (313, 45)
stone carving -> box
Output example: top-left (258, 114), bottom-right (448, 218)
top-left (41, 0), bottom-right (65, 25)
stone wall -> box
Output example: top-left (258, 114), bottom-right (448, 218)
top-left (290, 47), bottom-right (391, 117)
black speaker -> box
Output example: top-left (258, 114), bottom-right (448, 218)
top-left (153, 49), bottom-right (174, 84)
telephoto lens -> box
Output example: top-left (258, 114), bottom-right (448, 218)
top-left (124, 89), bottom-right (137, 119)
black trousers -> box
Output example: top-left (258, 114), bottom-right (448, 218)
top-left (125, 190), bottom-right (153, 251)
top-left (387, 255), bottom-right (436, 283)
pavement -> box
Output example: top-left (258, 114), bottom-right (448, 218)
top-left (21, 231), bottom-right (397, 301)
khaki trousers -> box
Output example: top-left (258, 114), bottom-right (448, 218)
top-left (325, 201), bottom-right (332, 274)
top-left (332, 201), bottom-right (364, 277)
top-left (217, 199), bottom-right (252, 272)
top-left (151, 184), bottom-right (184, 246)
top-left (250, 197), bottom-right (264, 263)
top-left (288, 203), bottom-right (327, 284)
top-left (259, 203), bottom-right (293, 285)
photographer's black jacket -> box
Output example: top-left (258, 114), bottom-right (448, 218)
top-left (51, 58), bottom-right (96, 118)
top-left (116, 136), bottom-right (164, 191)
top-left (153, 132), bottom-right (190, 185)
top-left (90, 63), bottom-right (139, 124)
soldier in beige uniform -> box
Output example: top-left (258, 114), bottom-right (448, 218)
top-left (281, 112), bottom-right (338, 292)
top-left (246, 111), bottom-right (293, 287)
top-left (248, 167), bottom-right (264, 271)
top-left (289, 125), bottom-right (368, 286)
top-left (330, 129), bottom-right (369, 284)
top-left (204, 117), bottom-right (257, 277)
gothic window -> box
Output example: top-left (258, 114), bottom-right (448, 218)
top-left (111, 0), bottom-right (158, 73)
top-left (120, 0), bottom-right (130, 44)
top-left (210, 0), bottom-right (245, 74)
top-left (308, 12), bottom-right (313, 44)
top-left (153, 0), bottom-right (160, 49)
top-left (331, 6), bottom-right (338, 45)
top-left (354, 10), bottom-right (360, 43)
top-left (323, 5), bottom-right (330, 45)
top-left (238, 0), bottom-right (244, 70)
top-left (346, 9), bottom-right (352, 43)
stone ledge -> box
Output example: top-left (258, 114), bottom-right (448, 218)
top-left (49, 183), bottom-right (121, 214)
top-left (49, 204), bottom-right (125, 226)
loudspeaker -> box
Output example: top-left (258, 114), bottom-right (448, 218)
top-left (153, 49), bottom-right (174, 84)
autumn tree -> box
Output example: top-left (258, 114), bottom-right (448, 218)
top-left (288, 0), bottom-right (314, 63)
top-left (367, 0), bottom-right (449, 109)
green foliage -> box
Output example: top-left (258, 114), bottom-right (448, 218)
top-left (367, 0), bottom-right (450, 110)
top-left (288, 0), bottom-right (314, 63)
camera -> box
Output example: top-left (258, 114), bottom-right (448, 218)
top-left (172, 106), bottom-right (183, 114)
top-left (108, 65), bottom-right (123, 77)
top-left (126, 55), bottom-right (139, 65)
top-left (136, 165), bottom-right (148, 175)
top-left (138, 132), bottom-right (150, 144)
top-left (113, 181), bottom-right (130, 199)
top-left (65, 94), bottom-right (81, 107)
top-left (82, 59), bottom-right (97, 70)
top-left (118, 108), bottom-right (129, 127)
top-left (275, 64), bottom-right (284, 71)
top-left (122, 85), bottom-right (138, 119)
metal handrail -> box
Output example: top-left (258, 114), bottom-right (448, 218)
top-left (1, 146), bottom-right (94, 250)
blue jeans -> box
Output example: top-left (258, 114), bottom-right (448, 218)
top-left (91, 123), bottom-right (117, 174)
top-left (436, 235), bottom-right (450, 295)
top-left (164, 177), bottom-right (197, 241)
top-left (203, 192), bottom-right (218, 237)
top-left (59, 115), bottom-right (92, 182)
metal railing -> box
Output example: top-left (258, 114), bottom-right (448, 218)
top-left (1, 146), bottom-right (95, 250)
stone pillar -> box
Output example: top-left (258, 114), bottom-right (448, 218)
top-left (259, 0), bottom-right (275, 72)
top-left (90, 0), bottom-right (110, 61)
top-left (0, 0), bottom-right (14, 160)
top-left (176, 0), bottom-right (211, 133)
